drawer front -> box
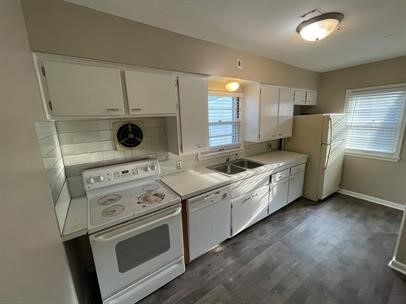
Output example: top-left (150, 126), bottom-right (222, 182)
top-left (290, 163), bottom-right (306, 175)
top-left (231, 185), bottom-right (269, 236)
top-left (231, 172), bottom-right (269, 199)
top-left (272, 169), bottom-right (290, 183)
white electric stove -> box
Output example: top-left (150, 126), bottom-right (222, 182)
top-left (83, 159), bottom-right (185, 304)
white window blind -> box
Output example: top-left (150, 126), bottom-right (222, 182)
top-left (208, 95), bottom-right (240, 149)
top-left (345, 86), bottom-right (406, 160)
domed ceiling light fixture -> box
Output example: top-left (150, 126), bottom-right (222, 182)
top-left (225, 81), bottom-right (240, 92)
top-left (296, 10), bottom-right (344, 42)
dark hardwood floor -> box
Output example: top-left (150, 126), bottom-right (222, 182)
top-left (139, 193), bottom-right (406, 304)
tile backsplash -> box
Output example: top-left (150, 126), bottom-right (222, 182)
top-left (35, 121), bottom-right (66, 204)
top-left (36, 117), bottom-right (281, 200)
top-left (56, 118), bottom-right (169, 167)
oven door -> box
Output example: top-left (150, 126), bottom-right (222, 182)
top-left (89, 204), bottom-right (184, 301)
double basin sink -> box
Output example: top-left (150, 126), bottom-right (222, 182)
top-left (207, 159), bottom-right (264, 175)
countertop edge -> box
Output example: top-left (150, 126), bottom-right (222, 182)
top-left (61, 196), bottom-right (88, 242)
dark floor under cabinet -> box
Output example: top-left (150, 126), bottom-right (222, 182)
top-left (136, 194), bottom-right (406, 304)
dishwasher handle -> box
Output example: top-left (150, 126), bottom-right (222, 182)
top-left (188, 191), bottom-right (229, 213)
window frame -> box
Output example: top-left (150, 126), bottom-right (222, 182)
top-left (344, 83), bottom-right (406, 162)
top-left (206, 91), bottom-right (243, 153)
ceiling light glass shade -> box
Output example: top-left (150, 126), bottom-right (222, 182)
top-left (225, 81), bottom-right (240, 92)
top-left (297, 12), bottom-right (344, 41)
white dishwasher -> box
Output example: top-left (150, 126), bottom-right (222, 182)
top-left (186, 185), bottom-right (231, 261)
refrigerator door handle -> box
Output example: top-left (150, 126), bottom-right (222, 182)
top-left (328, 117), bottom-right (333, 145)
top-left (325, 143), bottom-right (332, 169)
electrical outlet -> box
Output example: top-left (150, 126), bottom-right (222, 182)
top-left (176, 160), bottom-right (183, 170)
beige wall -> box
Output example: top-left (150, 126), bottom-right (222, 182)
top-left (312, 56), bottom-right (406, 205)
top-left (21, 0), bottom-right (318, 90)
top-left (0, 1), bottom-right (78, 303)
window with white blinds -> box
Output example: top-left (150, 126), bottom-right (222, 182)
top-left (345, 86), bottom-right (406, 160)
top-left (208, 95), bottom-right (241, 149)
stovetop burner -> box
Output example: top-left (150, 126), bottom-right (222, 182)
top-left (137, 191), bottom-right (165, 206)
top-left (101, 204), bottom-right (125, 217)
top-left (97, 194), bottom-right (122, 206)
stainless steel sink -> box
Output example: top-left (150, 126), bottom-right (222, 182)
top-left (207, 164), bottom-right (246, 175)
top-left (232, 159), bottom-right (264, 169)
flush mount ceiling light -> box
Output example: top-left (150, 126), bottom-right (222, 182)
top-left (296, 12), bottom-right (344, 41)
top-left (225, 81), bottom-right (240, 92)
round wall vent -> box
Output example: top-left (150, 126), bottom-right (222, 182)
top-left (116, 122), bottom-right (143, 148)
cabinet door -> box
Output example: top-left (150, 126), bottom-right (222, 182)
top-left (231, 185), bottom-right (269, 236)
top-left (43, 61), bottom-right (125, 116)
top-left (288, 172), bottom-right (305, 203)
top-left (259, 85), bottom-right (279, 141)
top-left (306, 90), bottom-right (318, 105)
top-left (125, 70), bottom-right (178, 115)
top-left (294, 89), bottom-right (306, 105)
top-left (178, 74), bottom-right (209, 154)
top-left (278, 87), bottom-right (294, 138)
top-left (269, 178), bottom-right (289, 215)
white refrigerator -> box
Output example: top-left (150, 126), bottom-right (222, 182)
top-left (285, 114), bottom-right (346, 201)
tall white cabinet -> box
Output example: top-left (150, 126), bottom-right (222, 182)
top-left (42, 61), bottom-right (125, 116)
top-left (244, 83), bottom-right (294, 142)
top-left (177, 74), bottom-right (209, 154)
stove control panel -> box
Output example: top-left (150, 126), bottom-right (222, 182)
top-left (82, 159), bottom-right (160, 191)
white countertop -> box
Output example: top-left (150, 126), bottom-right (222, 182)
top-left (162, 151), bottom-right (307, 200)
top-left (61, 150), bottom-right (307, 240)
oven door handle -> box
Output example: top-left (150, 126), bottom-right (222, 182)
top-left (93, 207), bottom-right (181, 242)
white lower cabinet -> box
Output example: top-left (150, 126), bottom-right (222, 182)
top-left (269, 163), bottom-right (306, 214)
top-left (231, 185), bottom-right (269, 236)
top-left (269, 177), bottom-right (289, 215)
top-left (288, 171), bottom-right (305, 203)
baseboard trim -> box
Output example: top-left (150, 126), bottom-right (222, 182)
top-left (388, 259), bottom-right (406, 275)
top-left (338, 189), bottom-right (405, 211)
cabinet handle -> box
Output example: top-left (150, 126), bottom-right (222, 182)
top-left (106, 108), bottom-right (120, 111)
top-left (243, 192), bottom-right (258, 203)
top-left (203, 191), bottom-right (220, 200)
top-left (131, 108), bottom-right (142, 111)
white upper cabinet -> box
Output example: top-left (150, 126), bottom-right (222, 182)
top-left (293, 89), bottom-right (307, 105)
top-left (305, 90), bottom-right (318, 105)
top-left (278, 87), bottom-right (295, 138)
top-left (178, 74), bottom-right (209, 154)
top-left (125, 70), bottom-right (178, 115)
top-left (43, 61), bottom-right (125, 117)
top-left (244, 83), bottom-right (294, 142)
top-left (294, 88), bottom-right (317, 105)
top-left (259, 84), bottom-right (279, 141)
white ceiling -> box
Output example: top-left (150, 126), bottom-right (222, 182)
top-left (67, 0), bottom-right (406, 72)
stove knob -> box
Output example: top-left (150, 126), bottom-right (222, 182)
top-left (149, 163), bottom-right (156, 171)
top-left (87, 177), bottom-right (95, 184)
